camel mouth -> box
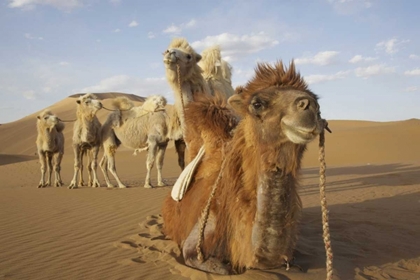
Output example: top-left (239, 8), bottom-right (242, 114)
top-left (282, 121), bottom-right (320, 144)
top-left (163, 52), bottom-right (178, 65)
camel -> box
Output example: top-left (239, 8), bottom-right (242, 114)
top-left (163, 38), bottom-right (234, 163)
top-left (36, 110), bottom-right (65, 188)
top-left (68, 93), bottom-right (103, 189)
top-left (100, 95), bottom-right (173, 189)
top-left (162, 61), bottom-right (328, 275)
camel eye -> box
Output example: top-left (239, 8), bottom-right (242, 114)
top-left (44, 117), bottom-right (48, 120)
top-left (252, 102), bottom-right (262, 110)
top-left (186, 54), bottom-right (192, 60)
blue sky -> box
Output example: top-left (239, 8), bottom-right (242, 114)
top-left (1, 0), bottom-right (419, 123)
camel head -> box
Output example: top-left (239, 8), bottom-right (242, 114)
top-left (229, 61), bottom-right (325, 145)
top-left (37, 110), bottom-right (60, 129)
top-left (76, 93), bottom-right (102, 117)
top-left (163, 38), bottom-right (202, 82)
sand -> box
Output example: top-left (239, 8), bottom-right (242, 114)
top-left (0, 93), bottom-right (419, 280)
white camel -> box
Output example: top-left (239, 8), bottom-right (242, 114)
top-left (68, 93), bottom-right (103, 189)
top-left (100, 95), bottom-right (171, 189)
top-left (163, 38), bottom-right (234, 163)
top-left (36, 110), bottom-right (65, 188)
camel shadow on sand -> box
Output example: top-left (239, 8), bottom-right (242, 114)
top-left (0, 154), bottom-right (37, 166)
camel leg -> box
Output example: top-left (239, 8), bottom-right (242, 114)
top-left (86, 150), bottom-right (93, 187)
top-left (79, 149), bottom-right (85, 186)
top-left (90, 146), bottom-right (101, 188)
top-left (100, 154), bottom-right (114, 188)
top-left (156, 142), bottom-right (168, 187)
top-left (38, 151), bottom-right (47, 188)
top-left (69, 145), bottom-right (82, 189)
top-left (107, 153), bottom-right (127, 189)
top-left (54, 152), bottom-right (64, 187)
top-left (182, 214), bottom-right (231, 275)
top-left (175, 139), bottom-right (186, 170)
top-left (144, 140), bottom-right (158, 189)
top-left (46, 153), bottom-right (53, 186)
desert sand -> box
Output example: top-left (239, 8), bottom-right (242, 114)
top-left (0, 93), bottom-right (419, 280)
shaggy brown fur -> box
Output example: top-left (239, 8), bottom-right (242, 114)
top-left (36, 110), bottom-right (65, 188)
top-left (162, 61), bottom-right (326, 274)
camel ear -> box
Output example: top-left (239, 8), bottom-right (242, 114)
top-left (37, 115), bottom-right (40, 119)
top-left (76, 100), bottom-right (81, 104)
top-left (228, 94), bottom-right (247, 116)
top-left (195, 53), bottom-right (202, 63)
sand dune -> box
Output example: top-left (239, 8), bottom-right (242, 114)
top-left (0, 93), bottom-right (419, 280)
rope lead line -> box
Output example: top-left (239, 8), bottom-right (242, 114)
top-left (319, 131), bottom-right (334, 280)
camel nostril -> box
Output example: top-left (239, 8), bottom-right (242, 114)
top-left (297, 99), bottom-right (310, 111)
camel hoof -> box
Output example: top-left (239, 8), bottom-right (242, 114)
top-left (157, 182), bottom-right (166, 187)
top-left (144, 184), bottom-right (153, 189)
top-left (55, 181), bottom-right (64, 187)
top-left (107, 184), bottom-right (116, 188)
top-left (118, 185), bottom-right (127, 189)
top-left (68, 185), bottom-right (78, 189)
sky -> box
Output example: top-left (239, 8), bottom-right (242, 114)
top-left (0, 0), bottom-right (419, 123)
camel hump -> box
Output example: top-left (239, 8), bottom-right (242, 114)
top-left (185, 95), bottom-right (238, 142)
top-left (199, 45), bottom-right (222, 78)
top-left (112, 97), bottom-right (134, 111)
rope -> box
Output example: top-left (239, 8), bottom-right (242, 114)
top-left (196, 145), bottom-right (227, 262)
top-left (319, 131), bottom-right (334, 280)
top-left (58, 118), bottom-right (76, 123)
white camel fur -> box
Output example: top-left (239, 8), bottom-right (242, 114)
top-left (36, 110), bottom-right (65, 188)
top-left (163, 38), bottom-right (234, 164)
top-left (198, 45), bottom-right (234, 98)
top-left (100, 95), bottom-right (170, 189)
top-left (69, 93), bottom-right (103, 189)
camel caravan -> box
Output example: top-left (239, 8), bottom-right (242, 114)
top-left (35, 37), bottom-right (333, 277)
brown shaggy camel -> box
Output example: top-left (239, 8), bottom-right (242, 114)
top-left (100, 95), bottom-right (172, 189)
top-left (163, 38), bottom-right (234, 164)
top-left (162, 61), bottom-right (327, 274)
top-left (68, 93), bottom-right (103, 189)
top-left (36, 110), bottom-right (65, 188)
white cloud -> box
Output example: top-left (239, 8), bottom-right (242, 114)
top-left (354, 64), bottom-right (395, 78)
top-left (376, 38), bottom-right (410, 55)
top-left (304, 71), bottom-right (350, 85)
top-left (349, 55), bottom-right (377, 63)
top-left (404, 68), bottom-right (420, 76)
top-left (409, 54), bottom-right (419, 60)
top-left (23, 90), bottom-right (37, 100)
top-left (405, 86), bottom-right (419, 92)
top-left (8, 0), bottom-right (84, 10)
top-left (163, 19), bottom-right (196, 34)
top-left (24, 33), bottom-right (43, 40)
top-left (59, 61), bottom-right (69, 66)
top-left (191, 32), bottom-right (278, 61)
top-left (81, 75), bottom-right (172, 101)
top-left (113, 28), bottom-right (121, 33)
top-left (109, 0), bottom-right (121, 4)
top-left (128, 20), bottom-right (138, 27)
top-left (295, 51), bottom-right (339, 66)
top-left (148, 32), bottom-right (156, 39)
